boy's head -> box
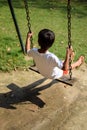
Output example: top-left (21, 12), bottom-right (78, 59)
top-left (38, 29), bottom-right (55, 50)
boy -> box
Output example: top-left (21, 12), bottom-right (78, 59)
top-left (25, 29), bottom-right (84, 79)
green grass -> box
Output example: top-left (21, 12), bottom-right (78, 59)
top-left (0, 0), bottom-right (87, 72)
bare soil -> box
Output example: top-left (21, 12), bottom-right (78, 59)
top-left (0, 63), bottom-right (87, 130)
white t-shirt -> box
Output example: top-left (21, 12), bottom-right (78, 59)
top-left (27, 48), bottom-right (63, 79)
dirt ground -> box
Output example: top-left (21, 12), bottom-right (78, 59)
top-left (0, 63), bottom-right (87, 130)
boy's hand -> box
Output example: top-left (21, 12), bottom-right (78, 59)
top-left (27, 32), bottom-right (33, 39)
top-left (66, 46), bottom-right (75, 61)
top-left (66, 47), bottom-right (73, 57)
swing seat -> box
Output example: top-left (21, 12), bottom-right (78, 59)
top-left (29, 66), bottom-right (77, 86)
top-left (56, 76), bottom-right (77, 86)
top-left (29, 66), bottom-right (40, 74)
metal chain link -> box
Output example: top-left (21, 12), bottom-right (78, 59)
top-left (67, 0), bottom-right (72, 79)
top-left (24, 0), bottom-right (33, 48)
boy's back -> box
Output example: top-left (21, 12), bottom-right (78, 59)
top-left (27, 48), bottom-right (63, 79)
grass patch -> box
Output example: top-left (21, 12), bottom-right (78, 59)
top-left (0, 0), bottom-right (87, 71)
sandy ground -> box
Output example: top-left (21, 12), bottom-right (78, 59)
top-left (0, 63), bottom-right (87, 130)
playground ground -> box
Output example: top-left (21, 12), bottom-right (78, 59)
top-left (0, 63), bottom-right (87, 130)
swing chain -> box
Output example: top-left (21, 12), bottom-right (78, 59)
top-left (67, 0), bottom-right (72, 79)
top-left (24, 0), bottom-right (33, 48)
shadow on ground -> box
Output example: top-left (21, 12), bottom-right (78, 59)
top-left (0, 78), bottom-right (57, 109)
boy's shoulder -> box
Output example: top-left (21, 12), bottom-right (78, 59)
top-left (32, 48), bottom-right (38, 51)
top-left (47, 51), bottom-right (56, 56)
top-left (47, 51), bottom-right (58, 59)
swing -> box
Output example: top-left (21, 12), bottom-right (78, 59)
top-left (8, 0), bottom-right (76, 86)
top-left (24, 0), bottom-right (77, 86)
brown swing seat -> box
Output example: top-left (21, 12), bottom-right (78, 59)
top-left (29, 66), bottom-right (77, 86)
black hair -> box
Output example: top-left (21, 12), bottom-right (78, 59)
top-left (38, 29), bottom-right (55, 49)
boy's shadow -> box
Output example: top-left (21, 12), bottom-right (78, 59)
top-left (0, 78), bottom-right (57, 110)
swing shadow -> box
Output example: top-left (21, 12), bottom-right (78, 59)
top-left (0, 78), bottom-right (57, 110)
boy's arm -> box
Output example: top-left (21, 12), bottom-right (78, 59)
top-left (62, 47), bottom-right (72, 71)
top-left (25, 32), bottom-right (33, 53)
